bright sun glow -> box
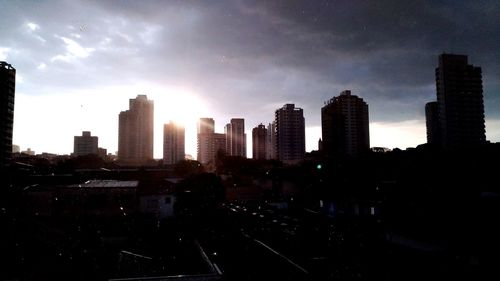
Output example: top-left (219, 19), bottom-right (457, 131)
top-left (150, 89), bottom-right (207, 127)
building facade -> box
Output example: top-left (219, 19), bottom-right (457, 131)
top-left (252, 124), bottom-right (267, 160)
top-left (74, 131), bottom-right (98, 156)
top-left (118, 95), bottom-right (154, 165)
top-left (275, 104), bottom-right (305, 163)
top-left (0, 61), bottom-right (15, 168)
top-left (197, 118), bottom-right (215, 164)
top-left (163, 122), bottom-right (185, 165)
top-left (321, 90), bottom-right (369, 158)
top-left (225, 118), bottom-right (246, 157)
top-left (434, 54), bottom-right (486, 148)
top-left (266, 122), bottom-right (276, 160)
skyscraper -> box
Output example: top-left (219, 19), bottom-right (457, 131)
top-left (266, 122), bottom-right (276, 160)
top-left (197, 118), bottom-right (215, 164)
top-left (0, 61), bottom-right (15, 168)
top-left (118, 95), bottom-right (154, 165)
top-left (425, 101), bottom-right (440, 145)
top-left (321, 90), bottom-right (369, 158)
top-left (74, 131), bottom-right (98, 156)
top-left (163, 121), bottom-right (185, 165)
top-left (275, 104), bottom-right (305, 163)
top-left (434, 54), bottom-right (486, 148)
top-left (252, 124), bottom-right (267, 160)
top-left (225, 118), bottom-right (246, 157)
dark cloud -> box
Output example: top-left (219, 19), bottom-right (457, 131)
top-left (1, 0), bottom-right (499, 151)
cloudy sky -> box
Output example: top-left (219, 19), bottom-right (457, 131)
top-left (1, 0), bottom-right (499, 158)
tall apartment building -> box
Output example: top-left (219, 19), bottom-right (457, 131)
top-left (74, 131), bottom-right (98, 156)
top-left (0, 61), bottom-right (15, 168)
top-left (321, 90), bottom-right (369, 158)
top-left (163, 121), bottom-right (185, 165)
top-left (425, 101), bottom-right (440, 145)
top-left (252, 124), bottom-right (267, 160)
top-left (225, 118), bottom-right (246, 157)
top-left (197, 118), bottom-right (215, 164)
top-left (266, 122), bottom-right (276, 160)
top-left (275, 104), bottom-right (305, 163)
top-left (429, 54), bottom-right (486, 148)
top-left (118, 95), bottom-right (154, 165)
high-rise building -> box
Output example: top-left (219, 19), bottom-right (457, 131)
top-left (74, 131), bottom-right (98, 156)
top-left (197, 118), bottom-right (215, 164)
top-left (425, 101), bottom-right (440, 145)
top-left (321, 90), bottom-right (369, 158)
top-left (213, 133), bottom-right (227, 160)
top-left (118, 95), bottom-right (154, 165)
top-left (266, 122), bottom-right (276, 160)
top-left (252, 124), bottom-right (267, 160)
top-left (225, 118), bottom-right (246, 157)
top-left (275, 104), bottom-right (305, 163)
top-left (433, 54), bottom-right (486, 148)
top-left (0, 61), bottom-right (15, 168)
top-left (163, 121), bottom-right (185, 165)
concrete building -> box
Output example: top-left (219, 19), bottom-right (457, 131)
top-left (0, 61), bottom-right (15, 168)
top-left (22, 148), bottom-right (35, 156)
top-left (266, 122), bottom-right (276, 160)
top-left (197, 118), bottom-right (215, 164)
top-left (252, 124), bottom-right (267, 160)
top-left (321, 90), bottom-right (370, 158)
top-left (74, 131), bottom-right (98, 156)
top-left (275, 104), bottom-right (305, 163)
top-left (434, 54), bottom-right (486, 148)
top-left (98, 147), bottom-right (107, 159)
top-left (225, 118), bottom-right (246, 157)
top-left (163, 121), bottom-right (185, 165)
top-left (118, 95), bottom-right (154, 165)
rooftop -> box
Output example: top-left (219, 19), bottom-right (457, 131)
top-left (68, 180), bottom-right (139, 188)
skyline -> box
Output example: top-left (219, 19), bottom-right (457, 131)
top-left (2, 1), bottom-right (500, 158)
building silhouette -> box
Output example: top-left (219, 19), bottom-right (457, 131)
top-left (252, 124), bottom-right (267, 160)
top-left (266, 122), bottom-right (276, 160)
top-left (225, 118), bottom-right (246, 157)
top-left (275, 104), bottom-right (305, 163)
top-left (427, 54), bottom-right (486, 148)
top-left (118, 95), bottom-right (154, 165)
top-left (321, 90), bottom-right (369, 158)
top-left (0, 61), bottom-right (15, 168)
top-left (197, 118), bottom-right (216, 164)
top-left (163, 121), bottom-right (185, 165)
top-left (74, 131), bottom-right (98, 156)
top-left (425, 101), bottom-right (440, 145)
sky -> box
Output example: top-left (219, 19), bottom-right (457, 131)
top-left (1, 0), bottom-right (499, 159)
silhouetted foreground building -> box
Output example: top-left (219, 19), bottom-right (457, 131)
top-left (425, 101), bottom-right (440, 145)
top-left (163, 122), bottom-right (185, 165)
top-left (73, 131), bottom-right (98, 156)
top-left (427, 54), bottom-right (486, 148)
top-left (0, 61), bottom-right (15, 168)
top-left (252, 124), bottom-right (267, 160)
top-left (118, 95), bottom-right (154, 165)
top-left (321, 90), bottom-right (369, 158)
top-left (275, 104), bottom-right (305, 163)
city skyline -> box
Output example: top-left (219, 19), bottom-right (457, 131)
top-left (2, 1), bottom-right (500, 158)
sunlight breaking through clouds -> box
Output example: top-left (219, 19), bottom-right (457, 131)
top-left (51, 36), bottom-right (95, 62)
top-left (26, 22), bottom-right (39, 31)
